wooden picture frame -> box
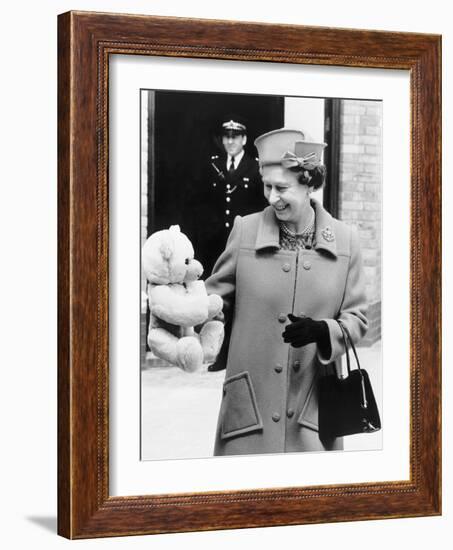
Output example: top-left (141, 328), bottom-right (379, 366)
top-left (58, 10), bottom-right (441, 539)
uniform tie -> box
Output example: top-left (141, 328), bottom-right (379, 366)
top-left (228, 156), bottom-right (235, 173)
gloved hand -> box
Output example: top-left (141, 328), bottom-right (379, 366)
top-left (282, 314), bottom-right (330, 353)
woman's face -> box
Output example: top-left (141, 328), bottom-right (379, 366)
top-left (262, 165), bottom-right (312, 226)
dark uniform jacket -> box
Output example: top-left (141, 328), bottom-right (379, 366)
top-left (189, 151), bottom-right (266, 275)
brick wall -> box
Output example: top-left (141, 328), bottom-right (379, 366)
top-left (338, 100), bottom-right (382, 346)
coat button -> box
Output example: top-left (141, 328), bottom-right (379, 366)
top-left (226, 197), bottom-right (231, 202)
top-left (225, 222), bottom-right (230, 228)
top-left (274, 364), bottom-right (283, 373)
top-left (272, 413), bottom-right (281, 422)
top-left (278, 314), bottom-right (286, 323)
top-left (293, 360), bottom-right (301, 371)
top-left (303, 260), bottom-right (311, 270)
top-left (287, 408), bottom-right (295, 418)
top-left (282, 263), bottom-right (291, 272)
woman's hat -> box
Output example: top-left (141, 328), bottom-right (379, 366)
top-left (254, 128), bottom-right (326, 169)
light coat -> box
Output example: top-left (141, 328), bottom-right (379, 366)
top-left (205, 200), bottom-right (368, 456)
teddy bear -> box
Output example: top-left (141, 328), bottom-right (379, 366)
top-left (142, 225), bottom-right (224, 373)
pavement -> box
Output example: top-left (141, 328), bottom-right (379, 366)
top-left (141, 340), bottom-right (382, 460)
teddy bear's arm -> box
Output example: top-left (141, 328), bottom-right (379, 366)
top-left (150, 283), bottom-right (209, 327)
top-left (207, 294), bottom-right (223, 320)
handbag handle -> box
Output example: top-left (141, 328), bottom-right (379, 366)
top-left (337, 319), bottom-right (362, 372)
top-left (336, 319), bottom-right (352, 376)
top-left (336, 319), bottom-right (368, 409)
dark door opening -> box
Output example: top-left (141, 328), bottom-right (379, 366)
top-left (147, 90), bottom-right (284, 238)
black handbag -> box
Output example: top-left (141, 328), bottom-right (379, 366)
top-left (318, 319), bottom-right (381, 439)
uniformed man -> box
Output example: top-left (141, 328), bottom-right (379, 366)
top-left (188, 117), bottom-right (266, 372)
top-left (190, 117), bottom-right (266, 276)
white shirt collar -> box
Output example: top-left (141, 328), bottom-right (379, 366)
top-left (227, 149), bottom-right (245, 168)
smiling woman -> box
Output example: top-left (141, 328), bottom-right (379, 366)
top-left (260, 128), bottom-right (326, 235)
top-left (205, 127), bottom-right (369, 455)
top-left (263, 166), bottom-right (313, 232)
top-left (140, 91), bottom-right (384, 461)
top-left (264, 166), bottom-right (310, 221)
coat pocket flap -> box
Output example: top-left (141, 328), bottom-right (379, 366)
top-left (220, 371), bottom-right (263, 440)
top-left (297, 374), bottom-right (319, 432)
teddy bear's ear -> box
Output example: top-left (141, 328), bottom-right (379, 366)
top-left (169, 225), bottom-right (181, 233)
top-left (159, 233), bottom-right (174, 260)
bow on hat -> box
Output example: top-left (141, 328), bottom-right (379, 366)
top-left (281, 151), bottom-right (320, 170)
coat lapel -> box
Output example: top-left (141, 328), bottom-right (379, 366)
top-left (254, 206), bottom-right (280, 250)
top-left (312, 200), bottom-right (338, 258)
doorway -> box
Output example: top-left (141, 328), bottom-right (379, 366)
top-left (147, 90), bottom-right (284, 237)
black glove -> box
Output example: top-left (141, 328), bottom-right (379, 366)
top-left (282, 314), bottom-right (331, 355)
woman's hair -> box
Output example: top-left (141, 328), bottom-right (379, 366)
top-left (291, 165), bottom-right (326, 190)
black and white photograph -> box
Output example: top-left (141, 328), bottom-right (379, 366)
top-left (140, 90), bottom-right (383, 460)
top-left (1, 0), bottom-right (447, 545)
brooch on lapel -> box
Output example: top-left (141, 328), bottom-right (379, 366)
top-left (321, 226), bottom-right (335, 242)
